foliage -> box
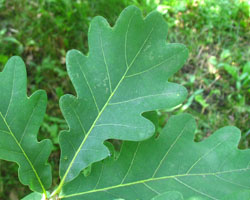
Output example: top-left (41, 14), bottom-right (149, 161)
top-left (58, 6), bottom-right (188, 186)
top-left (61, 114), bottom-right (250, 200)
top-left (0, 57), bottom-right (52, 193)
top-left (1, 5), bottom-right (188, 199)
top-left (0, 0), bottom-right (249, 199)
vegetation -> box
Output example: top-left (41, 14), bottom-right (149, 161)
top-left (0, 0), bottom-right (249, 199)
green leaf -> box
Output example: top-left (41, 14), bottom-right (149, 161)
top-left (58, 5), bottom-right (188, 185)
top-left (21, 192), bottom-right (44, 200)
top-left (194, 94), bottom-right (209, 108)
top-left (223, 63), bottom-right (239, 80)
top-left (142, 111), bottom-right (159, 134)
top-left (60, 114), bottom-right (250, 199)
top-left (151, 191), bottom-right (183, 200)
top-left (0, 57), bottom-right (52, 194)
top-left (243, 62), bottom-right (250, 74)
top-left (223, 190), bottom-right (250, 200)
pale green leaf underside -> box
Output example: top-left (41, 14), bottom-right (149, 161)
top-left (61, 114), bottom-right (250, 200)
top-left (0, 57), bottom-right (52, 193)
top-left (59, 5), bottom-right (188, 183)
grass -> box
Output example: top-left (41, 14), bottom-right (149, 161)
top-left (0, 0), bottom-right (249, 198)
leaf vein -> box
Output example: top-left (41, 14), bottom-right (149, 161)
top-left (95, 123), bottom-right (142, 129)
top-left (121, 142), bottom-right (141, 184)
top-left (125, 49), bottom-right (186, 78)
top-left (75, 55), bottom-right (100, 113)
top-left (0, 111), bottom-right (46, 194)
top-left (69, 103), bottom-right (86, 135)
top-left (186, 137), bottom-right (230, 174)
top-left (60, 168), bottom-right (250, 198)
top-left (20, 97), bottom-right (40, 144)
top-left (94, 161), bottom-right (104, 189)
top-left (174, 178), bottom-right (218, 200)
top-left (109, 91), bottom-right (181, 105)
top-left (5, 59), bottom-right (16, 118)
top-left (100, 30), bottom-right (112, 93)
top-left (214, 174), bottom-right (250, 189)
top-left (0, 130), bottom-right (11, 135)
top-left (152, 123), bottom-right (188, 177)
top-left (143, 182), bottom-right (160, 195)
top-left (58, 11), bottom-right (155, 189)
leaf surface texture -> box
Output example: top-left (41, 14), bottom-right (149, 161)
top-left (59, 6), bottom-right (188, 183)
top-left (0, 57), bottom-right (52, 193)
top-left (61, 114), bottom-right (250, 199)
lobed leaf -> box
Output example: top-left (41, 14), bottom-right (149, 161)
top-left (59, 5), bottom-right (188, 184)
top-left (0, 57), bottom-right (52, 194)
top-left (60, 114), bottom-right (250, 199)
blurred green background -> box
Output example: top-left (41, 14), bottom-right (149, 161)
top-left (0, 0), bottom-right (249, 199)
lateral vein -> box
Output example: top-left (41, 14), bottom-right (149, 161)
top-left (60, 168), bottom-right (250, 198)
top-left (0, 111), bottom-right (47, 195)
top-left (58, 9), bottom-right (155, 190)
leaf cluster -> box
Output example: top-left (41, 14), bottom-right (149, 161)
top-left (0, 6), bottom-right (249, 200)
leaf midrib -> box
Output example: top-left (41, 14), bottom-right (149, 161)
top-left (58, 11), bottom-right (155, 188)
top-left (60, 167), bottom-right (250, 198)
top-left (0, 111), bottom-right (47, 195)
